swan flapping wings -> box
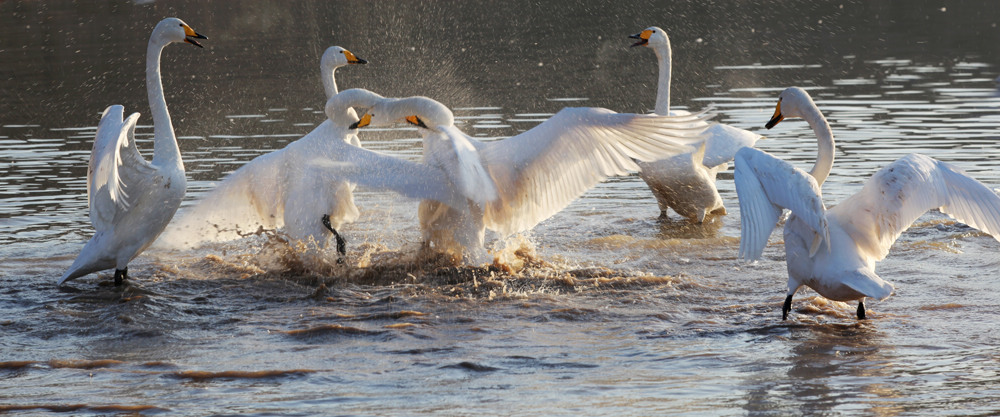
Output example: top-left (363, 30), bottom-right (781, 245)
top-left (478, 107), bottom-right (713, 236)
top-left (735, 149), bottom-right (1000, 264)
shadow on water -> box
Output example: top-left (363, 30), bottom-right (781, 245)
top-left (740, 322), bottom-right (902, 416)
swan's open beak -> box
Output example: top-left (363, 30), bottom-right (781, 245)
top-left (349, 113), bottom-right (372, 130)
top-left (629, 29), bottom-right (652, 47)
top-left (765, 100), bottom-right (783, 129)
top-left (343, 50), bottom-right (368, 65)
top-left (183, 24), bottom-right (208, 48)
top-left (405, 115), bottom-right (428, 129)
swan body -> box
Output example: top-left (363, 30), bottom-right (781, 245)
top-left (631, 26), bottom-right (762, 222)
top-left (159, 87), bottom-right (463, 256)
top-left (735, 87), bottom-right (1000, 320)
top-left (59, 18), bottom-right (206, 285)
top-left (351, 95), bottom-right (713, 263)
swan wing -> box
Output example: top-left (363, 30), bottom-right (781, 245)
top-left (88, 105), bottom-right (153, 231)
top-left (479, 107), bottom-right (711, 235)
top-left (701, 123), bottom-right (765, 168)
top-left (440, 125), bottom-right (499, 205)
top-left (307, 146), bottom-right (466, 210)
top-left (829, 153), bottom-right (1000, 264)
top-left (734, 147), bottom-right (829, 261)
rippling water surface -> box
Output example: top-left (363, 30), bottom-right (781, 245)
top-left (3, 1), bottom-right (1000, 415)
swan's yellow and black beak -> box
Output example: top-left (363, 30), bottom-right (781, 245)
top-left (765, 100), bottom-right (784, 129)
top-left (343, 49), bottom-right (368, 65)
top-left (182, 24), bottom-right (208, 48)
top-left (629, 29), bottom-right (652, 47)
top-left (349, 113), bottom-right (372, 130)
top-left (405, 115), bottom-right (428, 129)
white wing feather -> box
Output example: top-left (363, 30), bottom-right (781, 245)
top-left (88, 105), bottom-right (151, 231)
top-left (306, 146), bottom-right (467, 210)
top-left (701, 123), bottom-right (764, 168)
top-left (734, 147), bottom-right (829, 261)
top-left (479, 107), bottom-right (712, 235)
top-left (829, 153), bottom-right (1000, 264)
top-left (441, 125), bottom-right (498, 206)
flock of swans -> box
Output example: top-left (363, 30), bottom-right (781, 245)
top-left (59, 19), bottom-right (1000, 321)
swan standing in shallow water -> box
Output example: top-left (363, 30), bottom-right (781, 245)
top-left (59, 18), bottom-right (207, 286)
top-left (735, 87), bottom-right (1000, 320)
top-left (158, 46), bottom-right (367, 253)
top-left (630, 26), bottom-right (762, 223)
top-left (351, 95), bottom-right (713, 263)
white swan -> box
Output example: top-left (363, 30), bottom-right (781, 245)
top-left (630, 26), bottom-right (763, 223)
top-left (158, 46), bottom-right (368, 253)
top-left (319, 46), bottom-right (367, 148)
top-left (734, 87), bottom-right (1000, 320)
top-left (320, 46), bottom-right (367, 99)
top-left (59, 18), bottom-right (207, 286)
top-left (350, 95), bottom-right (713, 263)
top-left (158, 88), bottom-right (463, 260)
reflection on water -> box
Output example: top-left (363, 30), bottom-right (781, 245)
top-left (3, 0), bottom-right (1000, 415)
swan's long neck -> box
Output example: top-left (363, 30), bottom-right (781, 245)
top-left (321, 65), bottom-right (338, 100)
top-left (651, 42), bottom-right (672, 116)
top-left (804, 105), bottom-right (835, 186)
top-left (147, 38), bottom-right (182, 169)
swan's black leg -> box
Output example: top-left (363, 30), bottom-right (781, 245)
top-left (857, 299), bottom-right (867, 320)
top-left (321, 214), bottom-right (347, 264)
top-left (113, 267), bottom-right (128, 287)
top-left (782, 294), bottom-right (793, 320)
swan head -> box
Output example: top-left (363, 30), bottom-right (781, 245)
top-left (321, 46), bottom-right (368, 70)
top-left (153, 17), bottom-right (207, 48)
top-left (765, 87), bottom-right (818, 129)
top-left (629, 26), bottom-right (668, 48)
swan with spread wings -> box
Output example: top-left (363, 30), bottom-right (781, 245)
top-left (350, 95), bottom-right (713, 263)
top-left (59, 18), bottom-right (207, 286)
top-left (734, 87), bottom-right (1000, 320)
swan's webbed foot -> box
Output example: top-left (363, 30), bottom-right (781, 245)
top-left (782, 294), bottom-right (793, 320)
top-left (857, 299), bottom-right (867, 320)
top-left (113, 267), bottom-right (128, 287)
top-left (321, 214), bottom-right (347, 264)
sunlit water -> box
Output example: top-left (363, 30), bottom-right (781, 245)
top-left (3, 1), bottom-right (1000, 415)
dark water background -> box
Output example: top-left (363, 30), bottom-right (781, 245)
top-left (3, 0), bottom-right (1000, 415)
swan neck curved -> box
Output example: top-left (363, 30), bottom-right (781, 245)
top-left (146, 38), bottom-right (181, 169)
top-left (325, 89), bottom-right (380, 127)
top-left (652, 42), bottom-right (672, 115)
top-left (805, 107), bottom-right (834, 186)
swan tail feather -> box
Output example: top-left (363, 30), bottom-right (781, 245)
top-left (841, 269), bottom-right (894, 301)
